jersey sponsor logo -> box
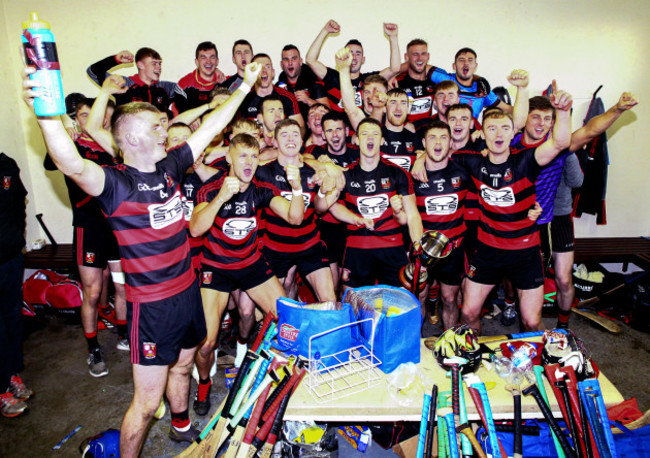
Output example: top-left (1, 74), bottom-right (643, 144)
top-left (202, 271), bottom-right (212, 284)
top-left (280, 191), bottom-right (311, 211)
top-left (410, 96), bottom-right (432, 114)
top-left (279, 323), bottom-right (299, 343)
top-left (275, 175), bottom-right (287, 183)
top-left (223, 217), bottom-right (257, 240)
top-left (143, 342), bottom-right (157, 359)
top-left (451, 177), bottom-right (461, 188)
top-left (425, 194), bottom-right (459, 215)
top-left (85, 252), bottom-right (96, 264)
top-left (480, 185), bottom-right (515, 207)
top-left (3, 176), bottom-right (10, 190)
top-left (383, 155), bottom-right (411, 170)
top-left (381, 177), bottom-right (392, 189)
top-left (181, 197), bottom-right (194, 221)
top-left (137, 183), bottom-right (165, 192)
top-left (357, 194), bottom-right (389, 219)
top-left (148, 193), bottom-right (184, 229)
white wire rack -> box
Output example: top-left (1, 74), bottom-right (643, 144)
top-left (306, 318), bottom-right (383, 403)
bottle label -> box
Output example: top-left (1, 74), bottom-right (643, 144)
top-left (23, 31), bottom-right (60, 70)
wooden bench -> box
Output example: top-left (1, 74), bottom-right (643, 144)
top-left (23, 243), bottom-right (76, 273)
top-left (574, 237), bottom-right (650, 270)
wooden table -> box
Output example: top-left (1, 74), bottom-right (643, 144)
top-left (285, 338), bottom-right (623, 422)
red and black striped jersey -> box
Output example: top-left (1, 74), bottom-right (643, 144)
top-left (305, 144), bottom-right (359, 225)
top-left (66, 136), bottom-right (118, 228)
top-left (337, 159), bottom-right (414, 249)
top-left (305, 143), bottom-right (360, 168)
top-left (414, 161), bottom-right (469, 246)
top-left (450, 140), bottom-right (485, 222)
top-left (321, 67), bottom-right (378, 113)
top-left (177, 70), bottom-right (218, 112)
top-left (395, 69), bottom-right (436, 123)
top-left (195, 175), bottom-right (275, 270)
top-left (380, 126), bottom-right (420, 171)
top-left (97, 143), bottom-right (195, 303)
top-left (255, 160), bottom-right (320, 253)
top-left (453, 148), bottom-right (541, 250)
top-left (237, 86), bottom-right (300, 120)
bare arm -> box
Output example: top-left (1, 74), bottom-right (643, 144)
top-left (306, 20), bottom-right (340, 80)
top-left (335, 48), bottom-right (365, 130)
top-left (379, 23), bottom-right (401, 79)
top-left (23, 67), bottom-right (106, 196)
top-left (87, 75), bottom-right (127, 155)
top-left (189, 177), bottom-right (240, 237)
top-left (569, 92), bottom-right (638, 152)
top-left (187, 63), bottom-right (262, 161)
top-left (534, 81), bottom-right (573, 166)
top-left (402, 194), bottom-right (424, 242)
top-left (329, 203), bottom-right (375, 230)
top-left (314, 173), bottom-right (341, 213)
top-left (268, 164), bottom-right (304, 225)
top-left (507, 69), bottom-right (529, 131)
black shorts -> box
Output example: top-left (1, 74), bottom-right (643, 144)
top-left (550, 215), bottom-right (575, 253)
top-left (128, 282), bottom-right (206, 366)
top-left (200, 257), bottom-right (274, 292)
top-left (466, 242), bottom-right (544, 290)
top-left (341, 246), bottom-right (408, 288)
top-left (318, 220), bottom-right (347, 264)
top-left (263, 241), bottom-right (330, 279)
top-left (430, 242), bottom-right (465, 286)
top-left (463, 220), bottom-right (479, 264)
top-left (74, 224), bottom-right (120, 268)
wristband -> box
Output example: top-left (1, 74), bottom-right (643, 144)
top-left (238, 82), bottom-right (252, 94)
top-left (292, 188), bottom-right (303, 197)
top-left (317, 189), bottom-right (327, 199)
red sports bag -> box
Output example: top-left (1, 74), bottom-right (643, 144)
top-left (23, 270), bottom-right (83, 314)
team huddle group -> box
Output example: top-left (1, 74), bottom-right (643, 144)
top-left (22, 19), bottom-right (638, 456)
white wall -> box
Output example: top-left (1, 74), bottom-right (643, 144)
top-left (2, 0), bottom-right (648, 246)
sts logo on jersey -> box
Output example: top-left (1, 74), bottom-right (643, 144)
top-left (223, 217), bottom-right (257, 240)
top-left (480, 185), bottom-right (515, 207)
top-left (383, 155), bottom-right (411, 170)
top-left (410, 97), bottom-right (432, 115)
top-left (425, 194), bottom-right (459, 215)
top-left (149, 192), bottom-right (184, 229)
top-left (357, 194), bottom-right (389, 219)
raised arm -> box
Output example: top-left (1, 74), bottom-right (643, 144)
top-left (306, 20), bottom-right (341, 80)
top-left (569, 92), bottom-right (638, 152)
top-left (87, 50), bottom-right (134, 87)
top-left (534, 81), bottom-right (573, 166)
top-left (335, 47), bottom-right (365, 130)
top-left (314, 172), bottom-right (341, 213)
top-left (507, 69), bottom-right (530, 131)
top-left (187, 63), bottom-right (262, 161)
top-left (23, 67), bottom-right (105, 196)
top-left (268, 164), bottom-right (304, 225)
top-left (189, 177), bottom-right (239, 237)
top-left (379, 23), bottom-right (401, 79)
top-left (87, 75), bottom-right (127, 155)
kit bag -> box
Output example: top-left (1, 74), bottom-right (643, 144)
top-left (345, 285), bottom-right (422, 374)
top-left (23, 269), bottom-right (82, 313)
top-left (276, 297), bottom-right (355, 367)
